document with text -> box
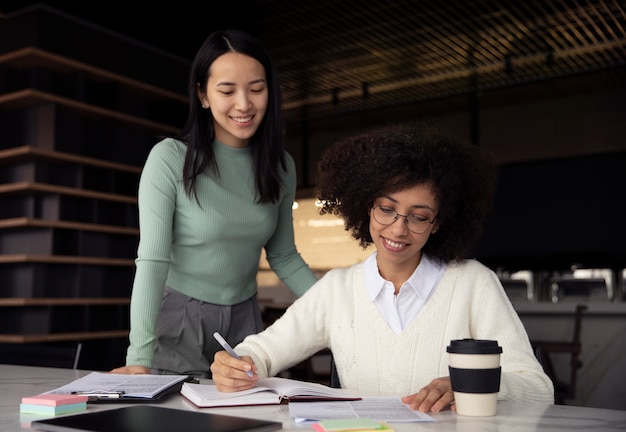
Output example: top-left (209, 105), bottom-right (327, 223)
top-left (44, 372), bottom-right (189, 401)
top-left (288, 396), bottom-right (435, 423)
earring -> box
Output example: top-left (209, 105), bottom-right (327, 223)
top-left (201, 104), bottom-right (206, 109)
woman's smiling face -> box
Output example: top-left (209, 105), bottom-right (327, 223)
top-left (198, 52), bottom-right (268, 148)
top-left (370, 183), bottom-right (439, 273)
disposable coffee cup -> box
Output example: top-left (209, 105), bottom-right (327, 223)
top-left (447, 339), bottom-right (502, 417)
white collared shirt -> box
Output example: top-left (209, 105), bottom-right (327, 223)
top-left (364, 251), bottom-right (446, 333)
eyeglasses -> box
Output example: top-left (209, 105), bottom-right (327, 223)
top-left (371, 205), bottom-right (437, 234)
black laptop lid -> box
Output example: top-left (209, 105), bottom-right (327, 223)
top-left (31, 405), bottom-right (282, 432)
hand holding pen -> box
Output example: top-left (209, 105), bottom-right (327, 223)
top-left (213, 332), bottom-right (254, 378)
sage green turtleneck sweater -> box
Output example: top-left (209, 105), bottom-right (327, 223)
top-left (126, 138), bottom-right (317, 367)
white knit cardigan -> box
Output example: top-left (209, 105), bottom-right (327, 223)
top-left (236, 259), bottom-right (554, 403)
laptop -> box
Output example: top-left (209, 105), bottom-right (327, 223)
top-left (31, 405), bottom-right (282, 432)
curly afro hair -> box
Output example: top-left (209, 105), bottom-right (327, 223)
top-left (315, 123), bottom-right (497, 262)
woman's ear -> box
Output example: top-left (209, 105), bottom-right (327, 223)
top-left (196, 83), bottom-right (208, 109)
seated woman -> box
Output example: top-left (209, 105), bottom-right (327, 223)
top-left (210, 123), bottom-right (555, 413)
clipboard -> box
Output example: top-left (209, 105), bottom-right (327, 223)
top-left (45, 372), bottom-right (192, 403)
top-left (86, 377), bottom-right (195, 403)
top-left (31, 405), bottom-right (283, 432)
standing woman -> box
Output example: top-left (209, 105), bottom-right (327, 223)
top-left (111, 29), bottom-right (317, 377)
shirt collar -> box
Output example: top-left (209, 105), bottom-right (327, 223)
top-left (365, 251), bottom-right (443, 301)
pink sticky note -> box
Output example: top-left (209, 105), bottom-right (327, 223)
top-left (21, 393), bottom-right (89, 406)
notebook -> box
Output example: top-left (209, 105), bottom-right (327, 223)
top-left (30, 405), bottom-right (282, 432)
top-left (181, 376), bottom-right (361, 408)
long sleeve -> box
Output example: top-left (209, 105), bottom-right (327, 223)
top-left (125, 138), bottom-right (316, 367)
top-left (264, 154), bottom-right (318, 297)
top-left (126, 139), bottom-right (180, 367)
top-left (235, 260), bottom-right (554, 403)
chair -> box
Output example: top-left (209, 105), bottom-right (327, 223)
top-left (0, 342), bottom-right (82, 369)
top-left (498, 269), bottom-right (535, 302)
top-left (548, 268), bottom-right (614, 302)
top-left (531, 304), bottom-right (587, 404)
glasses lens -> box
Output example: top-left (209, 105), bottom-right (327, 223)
top-left (373, 206), bottom-right (395, 225)
top-left (373, 206), bottom-right (432, 234)
top-left (406, 215), bottom-right (430, 234)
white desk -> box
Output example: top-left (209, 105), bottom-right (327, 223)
top-left (1, 364), bottom-right (625, 431)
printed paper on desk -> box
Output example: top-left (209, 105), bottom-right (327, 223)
top-left (288, 397), bottom-right (435, 423)
top-left (44, 371), bottom-right (189, 401)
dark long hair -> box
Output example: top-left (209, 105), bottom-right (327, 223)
top-left (175, 29), bottom-right (286, 204)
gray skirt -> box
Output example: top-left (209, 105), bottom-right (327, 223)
top-left (151, 286), bottom-right (264, 378)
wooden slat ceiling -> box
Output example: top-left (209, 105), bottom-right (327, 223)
top-left (252, 0), bottom-right (626, 120)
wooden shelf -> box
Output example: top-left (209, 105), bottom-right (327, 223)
top-left (0, 47), bottom-right (187, 104)
top-left (0, 254), bottom-right (134, 266)
top-left (0, 181), bottom-right (137, 204)
top-left (0, 89), bottom-right (180, 135)
top-left (0, 330), bottom-right (129, 344)
top-left (0, 298), bottom-right (130, 306)
top-left (0, 73), bottom-right (141, 345)
top-left (0, 21), bottom-right (186, 369)
top-left (0, 146), bottom-right (142, 174)
top-left (0, 217), bottom-right (139, 235)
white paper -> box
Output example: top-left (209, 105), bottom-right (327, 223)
top-left (288, 396), bottom-right (435, 423)
top-left (44, 371), bottom-right (188, 398)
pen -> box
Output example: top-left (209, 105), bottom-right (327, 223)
top-left (213, 331), bottom-right (254, 378)
top-left (71, 390), bottom-right (124, 399)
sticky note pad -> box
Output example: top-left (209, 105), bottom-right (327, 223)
top-left (21, 393), bottom-right (89, 406)
top-left (20, 401), bottom-right (87, 416)
top-left (312, 418), bottom-right (393, 431)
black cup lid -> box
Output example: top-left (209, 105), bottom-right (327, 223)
top-left (446, 338), bottom-right (503, 354)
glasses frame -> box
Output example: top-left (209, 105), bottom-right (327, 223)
top-left (371, 205), bottom-right (437, 234)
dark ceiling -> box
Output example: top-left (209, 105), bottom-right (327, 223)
top-left (2, 1), bottom-right (625, 121)
top-left (268, 0), bottom-right (626, 121)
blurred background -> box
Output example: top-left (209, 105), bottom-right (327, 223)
top-left (0, 0), bottom-right (625, 409)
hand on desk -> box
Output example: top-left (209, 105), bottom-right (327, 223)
top-left (401, 376), bottom-right (456, 413)
top-left (109, 365), bottom-right (151, 374)
top-left (210, 350), bottom-right (259, 392)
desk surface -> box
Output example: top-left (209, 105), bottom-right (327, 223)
top-left (1, 364), bottom-right (625, 432)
